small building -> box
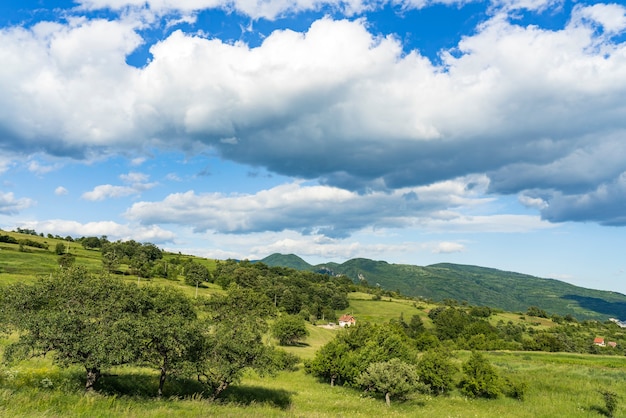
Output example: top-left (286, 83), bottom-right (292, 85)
top-left (593, 337), bottom-right (605, 347)
top-left (338, 314), bottom-right (356, 327)
top-left (607, 341), bottom-right (617, 348)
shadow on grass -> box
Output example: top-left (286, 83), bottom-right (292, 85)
top-left (96, 372), bottom-right (293, 409)
top-left (220, 384), bottom-right (294, 410)
top-left (588, 405), bottom-right (612, 417)
top-left (97, 373), bottom-right (204, 398)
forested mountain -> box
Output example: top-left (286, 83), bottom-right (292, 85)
top-left (260, 254), bottom-right (626, 321)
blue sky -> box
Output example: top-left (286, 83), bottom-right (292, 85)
top-left (2, 0), bottom-right (626, 294)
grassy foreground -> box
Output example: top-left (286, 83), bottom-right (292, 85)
top-left (1, 351), bottom-right (625, 417)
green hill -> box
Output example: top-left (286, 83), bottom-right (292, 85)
top-left (261, 254), bottom-right (626, 321)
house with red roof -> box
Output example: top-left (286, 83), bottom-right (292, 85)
top-left (338, 314), bottom-right (356, 327)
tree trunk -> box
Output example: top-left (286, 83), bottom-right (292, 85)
top-left (85, 367), bottom-right (101, 392)
top-left (385, 392), bottom-right (391, 407)
top-left (330, 375), bottom-right (335, 387)
top-left (158, 355), bottom-right (169, 398)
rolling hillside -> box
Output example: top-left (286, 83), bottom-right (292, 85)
top-left (261, 254), bottom-right (626, 321)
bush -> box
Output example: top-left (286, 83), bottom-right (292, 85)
top-left (458, 352), bottom-right (503, 399)
top-left (272, 315), bottom-right (309, 346)
top-left (416, 348), bottom-right (457, 395)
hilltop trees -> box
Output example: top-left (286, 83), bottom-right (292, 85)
top-left (213, 259), bottom-right (350, 320)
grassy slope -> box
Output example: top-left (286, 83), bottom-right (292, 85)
top-left (2, 232), bottom-right (626, 416)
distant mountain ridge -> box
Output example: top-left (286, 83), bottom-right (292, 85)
top-left (260, 254), bottom-right (626, 321)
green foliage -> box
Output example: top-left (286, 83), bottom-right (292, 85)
top-left (458, 351), bottom-right (503, 399)
top-left (527, 306), bottom-right (549, 318)
top-left (212, 259), bottom-right (351, 320)
top-left (193, 287), bottom-right (280, 399)
top-left (184, 261), bottom-right (211, 287)
top-left (306, 323), bottom-right (416, 387)
top-left (356, 358), bottom-right (421, 406)
top-left (0, 234), bottom-right (19, 244)
top-left (272, 315), bottom-right (309, 346)
top-left (54, 242), bottom-right (66, 255)
top-left (599, 389), bottom-right (619, 417)
top-left (262, 254), bottom-right (626, 321)
top-left (416, 348), bottom-right (457, 395)
top-left (1, 267), bottom-right (143, 390)
top-left (431, 307), bottom-right (472, 341)
top-left (57, 253), bottom-right (76, 268)
top-left (134, 286), bottom-right (203, 397)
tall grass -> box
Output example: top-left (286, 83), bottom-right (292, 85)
top-left (2, 352), bottom-right (624, 417)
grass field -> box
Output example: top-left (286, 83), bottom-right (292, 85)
top-left (2, 230), bottom-right (625, 417)
top-left (1, 351), bottom-right (625, 417)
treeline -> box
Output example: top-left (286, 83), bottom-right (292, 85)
top-left (213, 259), bottom-right (352, 322)
top-left (0, 266), bottom-right (297, 398)
top-left (0, 233), bottom-right (49, 250)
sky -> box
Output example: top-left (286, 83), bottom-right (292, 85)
top-left (1, 0), bottom-right (626, 294)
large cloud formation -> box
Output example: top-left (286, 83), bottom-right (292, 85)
top-left (1, 2), bottom-right (626, 227)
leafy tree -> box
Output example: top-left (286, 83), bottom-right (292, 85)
top-left (357, 358), bottom-right (421, 406)
top-left (192, 287), bottom-right (278, 399)
top-left (416, 348), bottom-right (458, 395)
top-left (101, 247), bottom-right (121, 274)
top-left (272, 314), bottom-right (309, 346)
top-left (58, 253), bottom-right (76, 268)
top-left (81, 236), bottom-right (102, 250)
top-left (0, 267), bottom-right (142, 391)
top-left (54, 242), bottom-right (66, 255)
top-left (526, 306), bottom-right (549, 318)
top-left (305, 338), bottom-right (350, 386)
top-left (458, 351), bottom-right (503, 398)
top-left (306, 323), bottom-right (416, 387)
top-left (184, 261), bottom-right (211, 288)
top-left (432, 307), bottom-right (472, 341)
top-left (135, 286), bottom-right (203, 397)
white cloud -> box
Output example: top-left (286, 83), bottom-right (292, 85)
top-left (125, 177), bottom-right (548, 238)
top-left (27, 160), bottom-right (61, 176)
top-left (1, 10), bottom-right (626, 227)
top-left (432, 241), bottom-right (466, 254)
top-left (0, 192), bottom-right (35, 215)
top-left (570, 3), bottom-right (626, 35)
top-left (55, 186), bottom-right (69, 196)
top-left (82, 172), bottom-right (157, 201)
top-left (16, 219), bottom-right (176, 243)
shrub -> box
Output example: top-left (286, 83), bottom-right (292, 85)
top-left (416, 348), bottom-right (457, 395)
top-left (458, 352), bottom-right (503, 399)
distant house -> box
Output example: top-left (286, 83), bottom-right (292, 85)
top-left (338, 314), bottom-right (356, 327)
top-left (593, 337), bottom-right (605, 347)
top-left (607, 341), bottom-right (617, 348)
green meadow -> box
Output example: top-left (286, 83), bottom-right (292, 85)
top-left (1, 231), bottom-right (626, 417)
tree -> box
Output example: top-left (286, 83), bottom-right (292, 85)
top-left (184, 261), bottom-right (211, 289)
top-left (54, 242), bottom-right (66, 255)
top-left (192, 287), bottom-right (278, 399)
top-left (458, 351), bottom-right (503, 399)
top-left (101, 246), bottom-right (121, 274)
top-left (416, 348), bottom-right (457, 395)
top-left (272, 314), bottom-right (309, 345)
top-left (58, 253), bottom-right (76, 268)
top-left (0, 267), bottom-right (142, 391)
top-left (356, 358), bottom-right (421, 406)
top-left (135, 286), bottom-right (204, 397)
